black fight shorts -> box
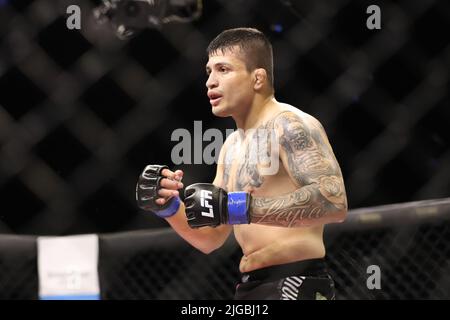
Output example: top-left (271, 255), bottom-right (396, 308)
top-left (234, 258), bottom-right (335, 300)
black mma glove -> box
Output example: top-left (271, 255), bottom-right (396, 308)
top-left (136, 164), bottom-right (180, 218)
top-left (184, 183), bottom-right (251, 228)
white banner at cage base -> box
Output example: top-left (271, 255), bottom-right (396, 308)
top-left (37, 234), bottom-right (100, 300)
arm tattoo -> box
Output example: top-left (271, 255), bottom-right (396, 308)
top-left (250, 112), bottom-right (347, 227)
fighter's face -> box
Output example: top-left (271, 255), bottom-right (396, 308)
top-left (205, 48), bottom-right (255, 117)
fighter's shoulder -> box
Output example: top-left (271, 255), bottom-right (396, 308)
top-left (222, 130), bottom-right (239, 148)
top-left (218, 130), bottom-right (239, 159)
top-left (272, 103), bottom-right (323, 131)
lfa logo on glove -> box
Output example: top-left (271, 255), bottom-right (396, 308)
top-left (200, 190), bottom-right (214, 218)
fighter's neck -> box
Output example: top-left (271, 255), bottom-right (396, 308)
top-left (233, 95), bottom-right (277, 131)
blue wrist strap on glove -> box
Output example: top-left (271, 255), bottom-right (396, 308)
top-left (155, 196), bottom-right (181, 218)
top-left (227, 192), bottom-right (250, 224)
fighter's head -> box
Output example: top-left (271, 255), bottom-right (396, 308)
top-left (207, 28), bottom-right (274, 88)
top-left (205, 28), bottom-right (274, 117)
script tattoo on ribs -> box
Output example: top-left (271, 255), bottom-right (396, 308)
top-left (250, 112), bottom-right (347, 227)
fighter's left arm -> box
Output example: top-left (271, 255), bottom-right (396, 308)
top-left (250, 112), bottom-right (348, 227)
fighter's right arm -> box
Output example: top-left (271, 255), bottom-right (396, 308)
top-left (161, 143), bottom-right (232, 254)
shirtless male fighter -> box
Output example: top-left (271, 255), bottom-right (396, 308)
top-left (136, 28), bottom-right (348, 300)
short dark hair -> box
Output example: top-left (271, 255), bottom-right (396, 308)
top-left (207, 28), bottom-right (274, 88)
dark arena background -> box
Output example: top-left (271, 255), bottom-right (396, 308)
top-left (0, 0), bottom-right (449, 300)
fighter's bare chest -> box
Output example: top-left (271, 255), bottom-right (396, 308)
top-left (222, 128), bottom-right (280, 192)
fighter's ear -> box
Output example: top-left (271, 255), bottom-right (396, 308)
top-left (253, 68), bottom-right (268, 90)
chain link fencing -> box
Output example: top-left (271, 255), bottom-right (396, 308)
top-left (0, 197), bottom-right (449, 299)
top-left (1, 0), bottom-right (449, 235)
top-left (0, 0), bottom-right (449, 299)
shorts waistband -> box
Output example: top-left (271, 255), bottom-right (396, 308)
top-left (241, 258), bottom-right (329, 283)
